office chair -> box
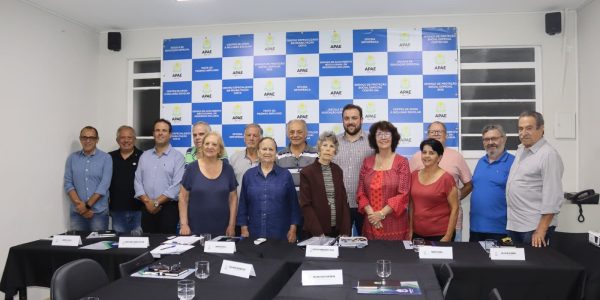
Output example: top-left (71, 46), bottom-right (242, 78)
top-left (119, 251), bottom-right (155, 278)
top-left (50, 258), bottom-right (108, 300)
top-left (437, 263), bottom-right (454, 299)
top-left (489, 288), bottom-right (503, 300)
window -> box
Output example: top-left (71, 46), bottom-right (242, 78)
top-left (128, 59), bottom-right (161, 151)
top-left (460, 47), bottom-right (541, 157)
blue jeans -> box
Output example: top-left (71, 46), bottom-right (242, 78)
top-left (70, 209), bottom-right (109, 231)
top-left (111, 210), bottom-right (143, 235)
top-left (508, 226), bottom-right (556, 246)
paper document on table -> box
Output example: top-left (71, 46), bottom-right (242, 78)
top-left (163, 236), bottom-right (202, 245)
top-left (297, 236), bottom-right (336, 247)
top-left (131, 268), bottom-right (194, 279)
top-left (79, 241), bottom-right (113, 250)
top-left (150, 244), bottom-right (194, 258)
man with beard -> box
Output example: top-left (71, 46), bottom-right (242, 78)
top-left (332, 104), bottom-right (374, 236)
top-left (469, 124), bottom-right (514, 242)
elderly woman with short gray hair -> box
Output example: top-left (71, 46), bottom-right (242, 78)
top-left (299, 131), bottom-right (351, 237)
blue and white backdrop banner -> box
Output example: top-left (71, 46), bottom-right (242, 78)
top-left (161, 27), bottom-right (459, 156)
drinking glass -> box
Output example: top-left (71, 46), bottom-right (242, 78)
top-left (412, 238), bottom-right (425, 253)
top-left (177, 279), bottom-right (195, 300)
top-left (484, 239), bottom-right (497, 253)
top-left (195, 261), bottom-right (210, 279)
top-left (200, 233), bottom-right (212, 246)
top-left (376, 259), bottom-right (391, 284)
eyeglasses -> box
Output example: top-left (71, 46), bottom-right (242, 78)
top-left (483, 136), bottom-right (502, 143)
top-left (375, 131), bottom-right (392, 139)
top-left (428, 130), bottom-right (445, 136)
top-left (79, 136), bottom-right (98, 141)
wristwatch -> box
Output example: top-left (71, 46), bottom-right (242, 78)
top-left (378, 211), bottom-right (386, 220)
top-left (153, 200), bottom-right (160, 208)
top-left (85, 202), bottom-right (92, 210)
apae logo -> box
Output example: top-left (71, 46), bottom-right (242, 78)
top-left (398, 32), bottom-right (411, 48)
top-left (329, 31), bottom-right (342, 49)
top-left (331, 125), bottom-right (342, 135)
top-left (399, 77), bottom-right (412, 96)
top-left (263, 80), bottom-right (275, 97)
top-left (435, 101), bottom-right (447, 118)
top-left (434, 53), bottom-right (446, 71)
top-left (400, 126), bottom-right (412, 143)
top-left (171, 105), bottom-right (182, 122)
top-left (365, 55), bottom-right (376, 72)
top-left (201, 83), bottom-right (212, 99)
top-left (297, 56), bottom-right (308, 73)
top-left (172, 63), bottom-right (182, 78)
top-left (264, 33), bottom-right (275, 52)
top-left (365, 102), bottom-right (377, 119)
top-left (201, 37), bottom-right (212, 55)
top-left (296, 103), bottom-right (309, 119)
top-left (232, 59), bottom-right (244, 76)
top-left (231, 104), bottom-right (244, 121)
top-left (264, 126), bottom-right (275, 138)
top-left (330, 79), bottom-right (342, 97)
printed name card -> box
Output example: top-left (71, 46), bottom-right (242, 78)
top-left (118, 237), bottom-right (149, 248)
top-left (490, 247), bottom-right (526, 260)
top-left (52, 235), bottom-right (82, 247)
top-left (419, 246), bottom-right (453, 259)
top-left (301, 269), bottom-right (344, 286)
top-left (305, 245), bottom-right (339, 258)
top-left (204, 241), bottom-right (236, 254)
top-left (220, 259), bottom-right (256, 278)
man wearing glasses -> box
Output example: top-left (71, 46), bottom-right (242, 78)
top-left (469, 124), bottom-right (514, 242)
top-left (64, 126), bottom-right (113, 231)
top-left (409, 121), bottom-right (472, 241)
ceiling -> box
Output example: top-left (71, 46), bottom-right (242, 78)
top-left (22, 0), bottom-right (590, 32)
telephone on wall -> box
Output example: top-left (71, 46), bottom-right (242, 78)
top-left (564, 189), bottom-right (599, 223)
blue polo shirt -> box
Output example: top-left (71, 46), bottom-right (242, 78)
top-left (470, 151), bottom-right (515, 234)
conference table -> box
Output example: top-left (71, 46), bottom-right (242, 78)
top-left (1, 233), bottom-right (588, 300)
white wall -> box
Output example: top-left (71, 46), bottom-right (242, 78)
top-left (0, 0), bottom-right (99, 298)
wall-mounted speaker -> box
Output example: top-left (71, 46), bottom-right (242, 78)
top-left (108, 32), bottom-right (121, 51)
top-left (545, 12), bottom-right (562, 36)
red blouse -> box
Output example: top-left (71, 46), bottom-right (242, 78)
top-left (410, 170), bottom-right (455, 237)
top-left (357, 154), bottom-right (411, 240)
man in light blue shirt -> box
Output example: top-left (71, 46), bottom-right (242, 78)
top-left (64, 126), bottom-right (112, 231)
top-left (135, 119), bottom-right (185, 234)
top-left (470, 124), bottom-right (514, 242)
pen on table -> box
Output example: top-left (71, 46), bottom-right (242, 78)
top-left (159, 244), bottom-right (176, 251)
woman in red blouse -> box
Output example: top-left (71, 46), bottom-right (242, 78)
top-left (409, 138), bottom-right (459, 242)
top-left (357, 121), bottom-right (411, 240)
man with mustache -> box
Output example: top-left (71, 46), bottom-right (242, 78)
top-left (469, 124), bottom-right (514, 242)
top-left (332, 104), bottom-right (373, 236)
top-left (507, 111), bottom-right (564, 247)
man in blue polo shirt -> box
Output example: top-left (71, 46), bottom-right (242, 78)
top-left (469, 124), bottom-right (515, 242)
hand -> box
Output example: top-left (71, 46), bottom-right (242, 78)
top-left (225, 225), bottom-right (235, 237)
top-left (149, 205), bottom-right (162, 215)
top-left (82, 210), bottom-right (94, 219)
top-left (240, 226), bottom-right (250, 238)
top-left (407, 230), bottom-right (413, 241)
top-left (531, 230), bottom-right (548, 247)
top-left (440, 235), bottom-right (452, 242)
top-left (143, 200), bottom-right (155, 213)
top-left (373, 221), bottom-right (383, 229)
top-left (75, 201), bottom-right (87, 214)
top-left (287, 227), bottom-right (297, 243)
top-left (179, 224), bottom-right (191, 236)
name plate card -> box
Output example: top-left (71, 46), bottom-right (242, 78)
top-left (490, 247), bottom-right (526, 260)
top-left (52, 235), bottom-right (82, 247)
top-left (220, 259), bottom-right (256, 278)
top-left (301, 270), bottom-right (343, 286)
top-left (419, 246), bottom-right (453, 259)
top-left (204, 241), bottom-right (236, 254)
top-left (118, 237), bottom-right (149, 248)
top-left (305, 245), bottom-right (339, 258)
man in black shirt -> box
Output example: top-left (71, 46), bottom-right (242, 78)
top-left (109, 126), bottom-right (144, 235)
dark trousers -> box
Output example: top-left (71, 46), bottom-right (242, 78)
top-left (350, 208), bottom-right (364, 236)
top-left (469, 231), bottom-right (508, 242)
top-left (508, 226), bottom-right (556, 246)
top-left (413, 232), bottom-right (456, 242)
top-left (141, 201), bottom-right (179, 234)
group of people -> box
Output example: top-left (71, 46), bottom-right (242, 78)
top-left (64, 105), bottom-right (563, 247)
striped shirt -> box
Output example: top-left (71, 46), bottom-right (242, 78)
top-left (332, 131), bottom-right (374, 208)
top-left (321, 164), bottom-right (336, 227)
top-left (276, 143), bottom-right (318, 191)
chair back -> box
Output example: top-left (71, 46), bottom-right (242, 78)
top-left (119, 251), bottom-right (155, 278)
top-left (437, 263), bottom-right (454, 299)
top-left (50, 258), bottom-right (108, 300)
top-left (489, 288), bottom-right (503, 300)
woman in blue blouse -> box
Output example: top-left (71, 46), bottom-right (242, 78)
top-left (237, 137), bottom-right (301, 242)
